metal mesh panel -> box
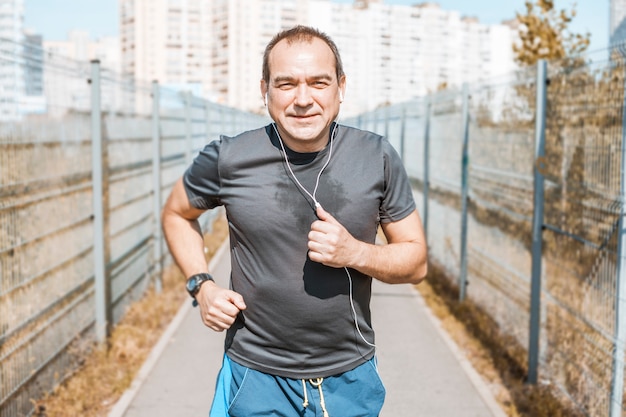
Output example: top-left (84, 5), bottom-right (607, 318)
top-left (344, 48), bottom-right (626, 417)
top-left (539, 53), bottom-right (626, 417)
top-left (465, 70), bottom-right (536, 348)
top-left (0, 38), bottom-right (96, 417)
top-left (402, 99), bottom-right (428, 180)
top-left (0, 39), bottom-right (267, 417)
top-left (424, 90), bottom-right (465, 278)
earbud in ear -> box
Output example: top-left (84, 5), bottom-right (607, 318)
top-left (264, 92), bottom-right (268, 106)
top-left (339, 91), bottom-right (344, 102)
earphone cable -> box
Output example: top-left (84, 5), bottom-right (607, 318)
top-left (272, 122), bottom-right (336, 208)
top-left (345, 267), bottom-right (376, 348)
top-left (272, 122), bottom-right (376, 349)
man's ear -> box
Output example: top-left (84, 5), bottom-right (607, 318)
top-left (260, 80), bottom-right (268, 106)
top-left (338, 76), bottom-right (346, 103)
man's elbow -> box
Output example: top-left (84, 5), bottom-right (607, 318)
top-left (407, 241), bottom-right (427, 284)
top-left (161, 204), bottom-right (176, 233)
top-left (408, 259), bottom-right (428, 285)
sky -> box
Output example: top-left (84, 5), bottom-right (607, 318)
top-left (23, 0), bottom-right (609, 53)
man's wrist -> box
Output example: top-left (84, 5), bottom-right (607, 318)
top-left (349, 240), bottom-right (370, 270)
top-left (185, 273), bottom-right (215, 299)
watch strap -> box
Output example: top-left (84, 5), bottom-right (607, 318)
top-left (186, 273), bottom-right (214, 298)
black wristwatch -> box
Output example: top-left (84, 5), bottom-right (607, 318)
top-left (185, 273), bottom-right (214, 298)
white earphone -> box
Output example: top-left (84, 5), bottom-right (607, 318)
top-left (339, 91), bottom-right (343, 102)
top-left (272, 122), bottom-right (374, 349)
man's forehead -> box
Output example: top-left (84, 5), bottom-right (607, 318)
top-left (268, 38), bottom-right (335, 73)
top-left (271, 37), bottom-right (331, 56)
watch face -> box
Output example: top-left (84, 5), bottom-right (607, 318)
top-left (186, 276), bottom-right (197, 293)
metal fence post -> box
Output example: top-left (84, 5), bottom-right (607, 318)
top-left (90, 60), bottom-right (111, 342)
top-left (205, 99), bottom-right (211, 141)
top-left (423, 96), bottom-right (431, 241)
top-left (528, 59), bottom-right (548, 384)
top-left (184, 91), bottom-right (193, 164)
top-left (384, 105), bottom-right (390, 139)
top-left (222, 106), bottom-right (227, 135)
top-left (400, 104), bottom-right (406, 164)
top-left (459, 83), bottom-right (471, 301)
top-left (151, 81), bottom-right (162, 293)
top-left (231, 106), bottom-right (237, 136)
top-left (609, 66), bottom-right (626, 417)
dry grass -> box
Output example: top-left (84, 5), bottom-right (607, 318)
top-left (32, 215), bottom-right (229, 417)
top-left (416, 261), bottom-right (585, 417)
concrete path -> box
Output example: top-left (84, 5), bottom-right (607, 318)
top-left (109, 241), bottom-right (506, 417)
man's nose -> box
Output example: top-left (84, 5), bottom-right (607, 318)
top-left (294, 84), bottom-right (313, 106)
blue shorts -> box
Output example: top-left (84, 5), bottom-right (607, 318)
top-left (210, 355), bottom-right (386, 417)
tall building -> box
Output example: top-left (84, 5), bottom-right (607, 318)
top-left (611, 0), bottom-right (626, 47)
top-left (206, 0), bottom-right (302, 108)
top-left (43, 31), bottom-right (123, 115)
top-left (120, 0), bottom-right (211, 95)
top-left (20, 29), bottom-right (46, 115)
top-left (0, 0), bottom-right (25, 120)
top-left (323, 2), bottom-right (516, 112)
top-left (23, 30), bottom-right (43, 96)
top-left (44, 30), bottom-right (120, 72)
top-left (121, 0), bottom-right (517, 115)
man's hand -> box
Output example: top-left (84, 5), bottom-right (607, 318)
top-left (195, 281), bottom-right (246, 332)
top-left (307, 205), bottom-right (362, 268)
top-left (308, 206), bottom-right (428, 284)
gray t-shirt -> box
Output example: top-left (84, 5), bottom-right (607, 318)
top-left (183, 123), bottom-right (415, 379)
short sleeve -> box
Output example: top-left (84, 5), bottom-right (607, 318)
top-left (379, 140), bottom-right (416, 223)
top-left (182, 139), bottom-right (222, 210)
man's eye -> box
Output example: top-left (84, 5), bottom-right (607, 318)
top-left (277, 83), bottom-right (294, 89)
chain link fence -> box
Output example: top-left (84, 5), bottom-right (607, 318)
top-left (345, 47), bottom-right (626, 417)
top-left (0, 38), bottom-right (266, 417)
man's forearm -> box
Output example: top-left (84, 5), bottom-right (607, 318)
top-left (162, 210), bottom-right (209, 278)
top-left (352, 240), bottom-right (427, 285)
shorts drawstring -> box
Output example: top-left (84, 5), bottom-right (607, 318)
top-left (302, 379), bottom-right (309, 408)
top-left (301, 378), bottom-right (330, 417)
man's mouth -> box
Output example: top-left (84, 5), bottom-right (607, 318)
top-left (292, 114), bottom-right (317, 120)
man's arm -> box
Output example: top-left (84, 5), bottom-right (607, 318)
top-left (161, 178), bottom-right (246, 331)
top-left (307, 206), bottom-right (427, 284)
top-left (162, 178), bottom-right (212, 277)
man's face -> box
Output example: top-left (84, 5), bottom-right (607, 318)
top-left (261, 37), bottom-right (345, 153)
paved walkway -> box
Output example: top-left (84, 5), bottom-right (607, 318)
top-left (108, 241), bottom-right (507, 417)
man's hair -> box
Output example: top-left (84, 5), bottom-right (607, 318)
top-left (262, 25), bottom-right (345, 85)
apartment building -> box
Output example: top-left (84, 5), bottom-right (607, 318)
top-left (41, 31), bottom-right (122, 116)
top-left (0, 0), bottom-right (25, 120)
top-left (611, 0), bottom-right (626, 47)
top-left (120, 0), bottom-right (211, 96)
top-left (20, 29), bottom-right (46, 115)
top-left (44, 30), bottom-right (120, 71)
top-left (121, 0), bottom-right (517, 115)
top-left (23, 30), bottom-right (43, 96)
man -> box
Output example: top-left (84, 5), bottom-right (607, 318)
top-left (162, 25), bottom-right (427, 417)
